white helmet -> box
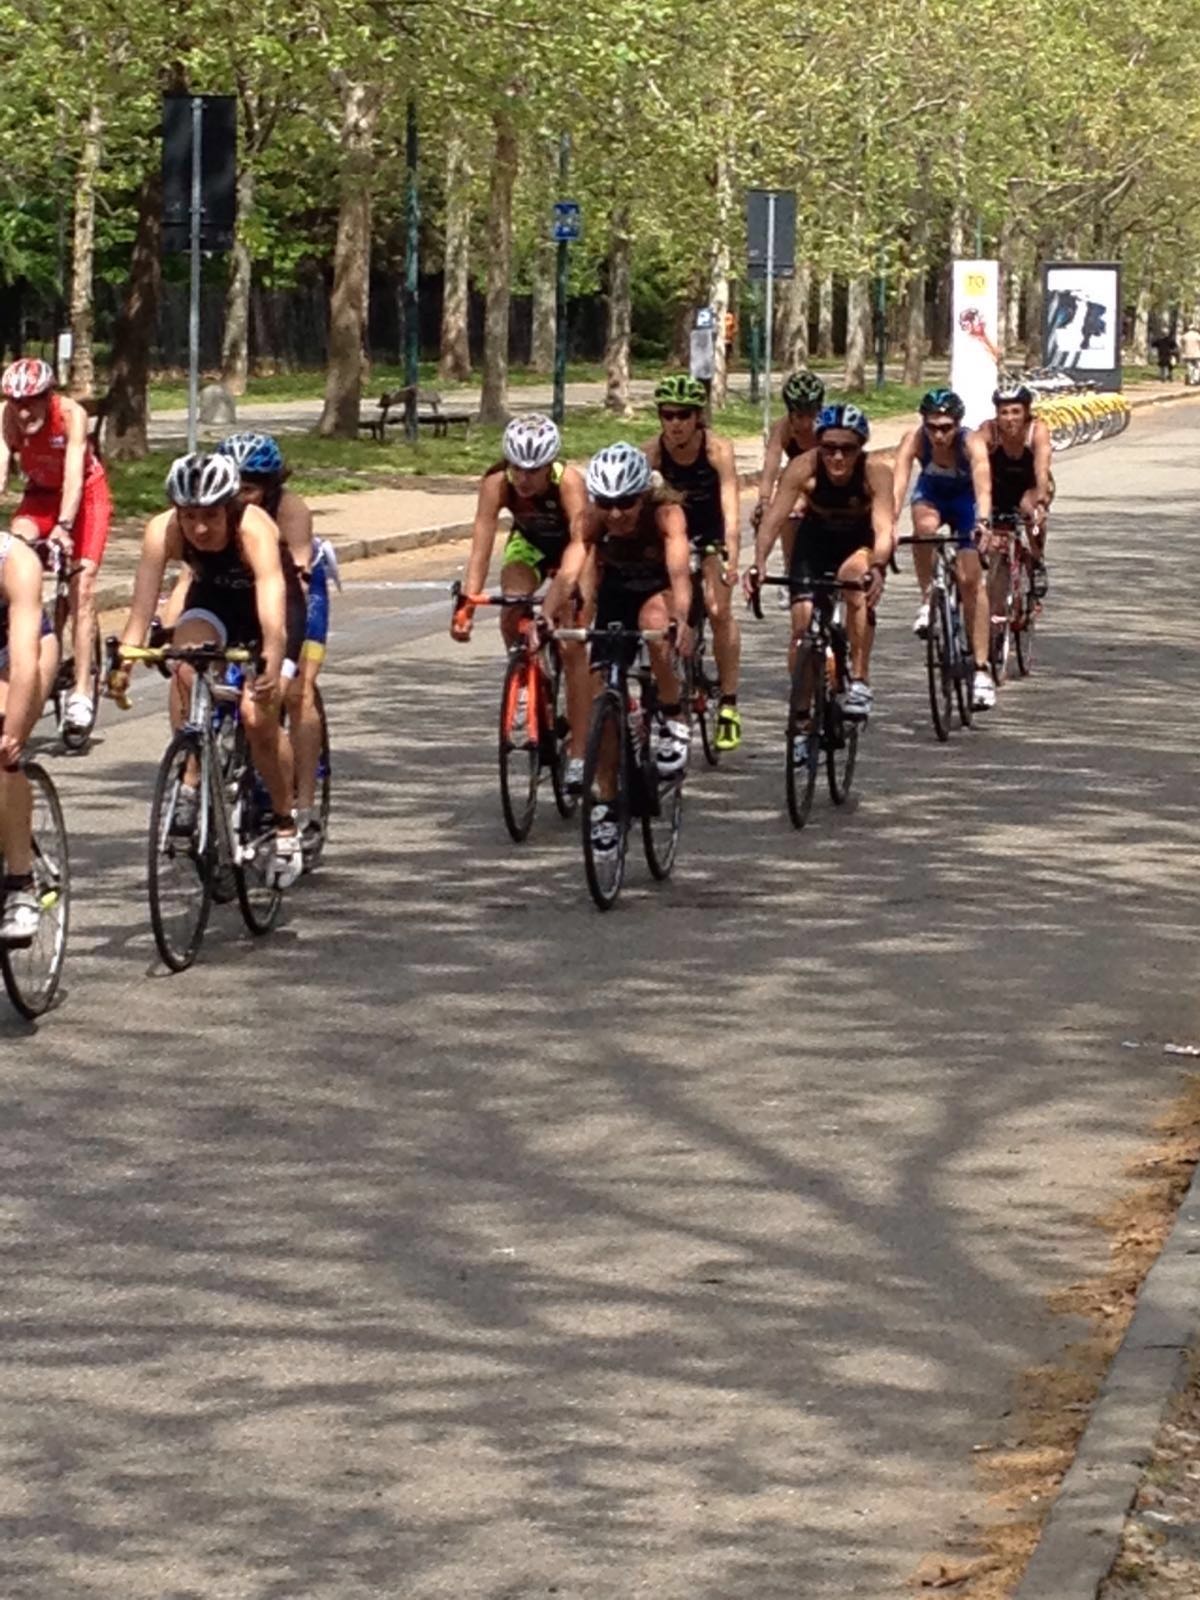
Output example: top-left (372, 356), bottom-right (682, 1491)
top-left (502, 413), bottom-right (560, 470)
top-left (586, 442), bottom-right (652, 500)
top-left (1, 357), bottom-right (55, 400)
top-left (166, 452), bottom-right (241, 508)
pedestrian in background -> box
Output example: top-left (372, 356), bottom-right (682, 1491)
top-left (1180, 324), bottom-right (1200, 385)
top-left (1153, 329), bottom-right (1178, 381)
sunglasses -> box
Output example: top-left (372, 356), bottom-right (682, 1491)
top-left (658, 407), bottom-right (698, 422)
top-left (594, 493), bottom-right (641, 511)
top-left (925, 420), bottom-right (957, 435)
top-left (818, 440), bottom-right (861, 457)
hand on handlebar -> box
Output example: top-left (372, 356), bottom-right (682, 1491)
top-left (450, 602), bottom-right (474, 643)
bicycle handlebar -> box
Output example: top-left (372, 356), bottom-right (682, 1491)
top-left (744, 569), bottom-right (870, 621)
top-left (554, 622), bottom-right (677, 645)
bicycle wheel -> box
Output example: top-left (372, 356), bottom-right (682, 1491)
top-left (952, 596), bottom-right (974, 728)
top-left (1015, 559), bottom-right (1037, 676)
top-left (148, 731), bottom-right (213, 972)
top-left (308, 684), bottom-right (333, 867)
top-left (498, 652), bottom-right (538, 842)
top-left (547, 650), bottom-right (577, 820)
top-left (988, 550), bottom-right (1014, 685)
top-left (926, 594), bottom-right (954, 742)
top-left (59, 631), bottom-right (102, 753)
top-left (581, 692), bottom-right (628, 910)
top-left (826, 681), bottom-right (858, 805)
top-left (1, 762), bottom-right (70, 1018)
top-left (642, 757), bottom-right (683, 879)
top-left (785, 641), bottom-right (821, 827)
top-left (690, 629), bottom-right (720, 768)
top-left (232, 737), bottom-right (284, 935)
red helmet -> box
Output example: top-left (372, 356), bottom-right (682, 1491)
top-left (2, 358), bottom-right (55, 400)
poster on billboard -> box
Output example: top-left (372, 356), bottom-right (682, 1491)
top-left (950, 259), bottom-right (1000, 428)
top-left (1041, 262), bottom-right (1122, 389)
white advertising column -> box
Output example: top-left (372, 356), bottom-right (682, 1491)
top-left (950, 259), bottom-right (1000, 428)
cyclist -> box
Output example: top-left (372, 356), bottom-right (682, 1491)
top-left (749, 404), bottom-right (893, 734)
top-left (0, 357), bottom-right (112, 735)
top-left (0, 532), bottom-right (58, 944)
top-left (643, 373), bottom-right (743, 752)
top-left (216, 432), bottom-right (337, 861)
top-left (976, 380), bottom-right (1053, 596)
top-left (892, 387), bottom-right (995, 712)
top-left (754, 368), bottom-right (826, 607)
top-left (108, 453), bottom-right (307, 888)
top-left (452, 414), bottom-right (591, 789)
top-left (544, 443), bottom-right (692, 857)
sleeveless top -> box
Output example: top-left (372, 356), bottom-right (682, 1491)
top-left (804, 455), bottom-right (873, 545)
top-left (596, 502), bottom-right (669, 594)
top-left (918, 426), bottom-right (972, 485)
top-left (182, 510), bottom-right (298, 591)
top-left (783, 421), bottom-right (816, 462)
top-left (658, 433), bottom-right (723, 542)
top-left (10, 394), bottom-right (101, 491)
top-left (488, 459), bottom-right (568, 550)
top-left (987, 425), bottom-right (1036, 505)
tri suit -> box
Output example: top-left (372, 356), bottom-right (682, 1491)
top-left (177, 512), bottom-right (306, 671)
top-left (6, 394), bottom-right (112, 566)
top-left (592, 503), bottom-right (670, 667)
top-left (912, 427), bottom-right (977, 544)
top-left (658, 434), bottom-right (725, 555)
top-left (489, 460), bottom-right (570, 579)
top-left (789, 454), bottom-right (875, 594)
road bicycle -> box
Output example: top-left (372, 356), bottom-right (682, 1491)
top-left (899, 533), bottom-right (974, 742)
top-left (110, 640), bottom-right (286, 971)
top-left (0, 754), bottom-right (69, 1018)
top-left (682, 540), bottom-right (725, 767)
top-left (39, 541), bottom-right (101, 751)
top-left (986, 512), bottom-right (1039, 683)
top-left (451, 581), bottom-right (574, 842)
top-left (555, 620), bottom-right (682, 911)
top-left (749, 572), bottom-right (864, 829)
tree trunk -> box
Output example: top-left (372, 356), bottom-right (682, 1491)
top-left (106, 164), bottom-right (162, 461)
top-left (221, 164), bottom-right (255, 395)
top-left (1132, 280), bottom-right (1151, 365)
top-left (604, 206), bottom-right (633, 416)
top-left (438, 135), bottom-right (472, 381)
top-left (777, 262), bottom-right (811, 369)
top-left (843, 275), bottom-right (870, 391)
top-left (318, 81), bottom-right (377, 439)
top-left (707, 140), bottom-right (733, 408)
top-left (904, 270), bottom-right (926, 384)
top-left (1025, 256), bottom-right (1045, 365)
top-left (816, 273), bottom-right (834, 358)
top-left (67, 97), bottom-right (103, 398)
top-left (479, 109), bottom-right (517, 426)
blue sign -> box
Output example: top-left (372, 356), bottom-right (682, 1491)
top-left (553, 201), bottom-right (582, 243)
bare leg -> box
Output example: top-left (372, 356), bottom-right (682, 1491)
top-left (288, 657), bottom-right (323, 813)
top-left (703, 555), bottom-right (740, 696)
top-left (69, 563), bottom-right (99, 698)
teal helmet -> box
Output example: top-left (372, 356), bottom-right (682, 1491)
top-left (919, 387), bottom-right (965, 421)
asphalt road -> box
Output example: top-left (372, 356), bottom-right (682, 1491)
top-left (4, 402), bottom-right (1200, 1599)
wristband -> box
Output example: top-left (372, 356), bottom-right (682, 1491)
top-left (55, 519), bottom-right (73, 533)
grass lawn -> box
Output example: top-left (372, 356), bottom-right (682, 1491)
top-left (98, 382), bottom-right (928, 522)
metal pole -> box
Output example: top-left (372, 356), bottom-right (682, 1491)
top-left (187, 95), bottom-right (203, 454)
top-left (552, 133), bottom-right (570, 428)
top-left (762, 192), bottom-right (775, 444)
top-left (404, 97), bottom-right (420, 444)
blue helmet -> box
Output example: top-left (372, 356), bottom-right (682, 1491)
top-left (216, 431), bottom-right (285, 478)
top-left (815, 403), bottom-right (870, 442)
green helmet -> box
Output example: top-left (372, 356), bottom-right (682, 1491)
top-left (782, 369), bottom-right (825, 412)
top-left (654, 373), bottom-right (707, 411)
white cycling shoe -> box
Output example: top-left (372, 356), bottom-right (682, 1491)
top-left (972, 670), bottom-right (996, 711)
top-left (654, 718), bottom-right (691, 777)
top-left (564, 756), bottom-right (585, 794)
top-left (0, 889), bottom-right (39, 946)
top-left (589, 804), bottom-right (621, 856)
top-left (272, 830), bottom-right (303, 889)
top-left (913, 603), bottom-right (930, 638)
top-left (842, 679), bottom-right (873, 721)
top-left (64, 691), bottom-right (94, 731)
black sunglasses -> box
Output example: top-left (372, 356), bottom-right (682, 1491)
top-left (925, 420), bottom-right (957, 435)
top-left (658, 407), bottom-right (698, 422)
top-left (594, 493), bottom-right (641, 511)
top-left (819, 439), bottom-right (861, 457)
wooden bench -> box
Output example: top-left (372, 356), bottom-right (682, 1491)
top-left (359, 386), bottom-right (474, 442)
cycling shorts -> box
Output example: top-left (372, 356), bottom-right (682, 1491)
top-left (302, 559), bottom-right (331, 663)
top-left (17, 469), bottom-right (113, 567)
top-left (502, 529), bottom-right (565, 579)
top-left (591, 575), bottom-right (664, 671)
top-left (0, 608), bottom-right (53, 674)
top-left (913, 473), bottom-right (977, 546)
top-left (178, 575), bottom-right (306, 674)
top-left (788, 527), bottom-right (872, 596)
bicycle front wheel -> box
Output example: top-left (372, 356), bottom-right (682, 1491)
top-left (689, 639), bottom-right (720, 768)
top-left (952, 598), bottom-right (974, 728)
top-left (233, 746), bottom-right (284, 936)
top-left (308, 684), bottom-right (333, 869)
top-left (547, 650), bottom-right (577, 820)
top-left (148, 731), bottom-right (213, 972)
top-left (1, 762), bottom-right (70, 1018)
top-left (786, 641), bottom-right (821, 827)
top-left (499, 653), bottom-right (539, 842)
top-left (826, 692), bottom-right (858, 805)
top-left (989, 552), bottom-right (1014, 686)
top-left (581, 692), bottom-right (628, 910)
top-left (926, 596), bottom-right (954, 742)
top-left (1015, 560), bottom-right (1037, 676)
top-left (642, 759), bottom-right (683, 880)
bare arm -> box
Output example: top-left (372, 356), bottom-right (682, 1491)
top-left (661, 507), bottom-right (692, 629)
top-left (1031, 419), bottom-right (1053, 504)
top-left (544, 513), bottom-right (595, 626)
top-left (1, 543), bottom-right (45, 752)
top-left (710, 433), bottom-right (741, 575)
top-left (755, 454), bottom-right (811, 570)
top-left (892, 429), bottom-right (920, 518)
top-left (756, 420), bottom-right (785, 513)
top-left (276, 489), bottom-right (315, 569)
top-left (866, 457), bottom-right (897, 567)
top-left (463, 472), bottom-right (505, 596)
top-left (557, 464), bottom-right (588, 527)
top-left (966, 431), bottom-right (992, 525)
top-left (120, 513), bottom-right (174, 647)
top-left (241, 506), bottom-right (287, 685)
top-left (57, 399), bottom-right (89, 533)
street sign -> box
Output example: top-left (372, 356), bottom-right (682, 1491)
top-left (552, 200), bottom-right (582, 243)
top-left (162, 93), bottom-right (236, 253)
top-left (746, 188), bottom-right (796, 280)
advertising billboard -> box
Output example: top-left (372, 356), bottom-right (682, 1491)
top-left (1041, 262), bottom-right (1122, 389)
top-left (950, 259), bottom-right (1000, 428)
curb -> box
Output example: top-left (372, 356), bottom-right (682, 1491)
top-left (1013, 1158), bottom-right (1200, 1599)
top-left (95, 385), bottom-right (1200, 615)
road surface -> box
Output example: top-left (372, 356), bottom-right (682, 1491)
top-left (2, 402), bottom-right (1198, 1598)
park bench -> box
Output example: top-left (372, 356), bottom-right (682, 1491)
top-left (359, 386), bottom-right (474, 442)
